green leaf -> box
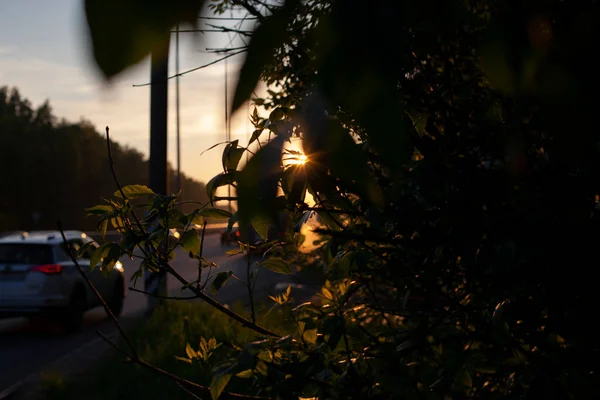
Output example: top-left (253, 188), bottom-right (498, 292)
top-left (226, 247), bottom-right (243, 255)
top-left (269, 107), bottom-right (286, 122)
top-left (222, 140), bottom-right (245, 172)
top-left (210, 372), bottom-right (232, 400)
top-left (248, 129), bottom-right (263, 146)
top-left (90, 243), bottom-right (112, 271)
top-left (159, 208), bottom-right (186, 229)
top-left (175, 356), bottom-right (192, 365)
top-left (186, 342), bottom-right (197, 360)
top-left (235, 369), bottom-right (253, 379)
top-left (200, 208), bottom-right (232, 220)
top-left (321, 287), bottom-right (333, 300)
top-left (206, 172), bottom-right (236, 205)
top-left (255, 360), bottom-right (268, 376)
top-left (180, 230), bottom-right (200, 255)
top-left (458, 369), bottom-right (472, 396)
top-left (230, 0), bottom-right (297, 113)
top-left (101, 244), bottom-right (122, 277)
top-left (261, 257), bottom-right (292, 274)
top-left (211, 271), bottom-right (232, 294)
top-left (85, 204), bottom-right (113, 216)
top-left (114, 184), bottom-right (155, 199)
top-left (302, 328), bottom-right (318, 345)
top-left (98, 219), bottom-right (108, 240)
top-left (236, 136), bottom-right (284, 239)
top-left (84, 0), bottom-right (205, 79)
top-left (251, 215), bottom-right (271, 241)
top-left (396, 340), bottom-right (416, 353)
top-left (189, 212), bottom-right (204, 226)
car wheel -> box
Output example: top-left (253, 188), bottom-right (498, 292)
top-left (107, 277), bottom-right (125, 318)
top-left (61, 286), bottom-right (86, 333)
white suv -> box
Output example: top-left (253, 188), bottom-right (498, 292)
top-left (0, 230), bottom-right (125, 331)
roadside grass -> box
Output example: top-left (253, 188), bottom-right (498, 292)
top-left (62, 299), bottom-right (296, 400)
top-left (39, 371), bottom-right (72, 400)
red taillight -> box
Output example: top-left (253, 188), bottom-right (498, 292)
top-left (235, 231), bottom-right (241, 237)
top-left (30, 264), bottom-right (63, 274)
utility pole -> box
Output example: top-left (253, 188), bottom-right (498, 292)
top-left (225, 57), bottom-right (232, 214)
top-left (175, 24), bottom-right (182, 194)
top-left (145, 39), bottom-right (170, 315)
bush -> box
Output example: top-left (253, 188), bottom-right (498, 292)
top-left (81, 0), bottom-right (600, 398)
top-left (70, 300), bottom-right (294, 400)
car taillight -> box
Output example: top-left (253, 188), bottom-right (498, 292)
top-left (30, 264), bottom-right (63, 274)
top-left (235, 231), bottom-right (241, 237)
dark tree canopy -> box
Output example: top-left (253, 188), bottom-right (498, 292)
top-left (80, 0), bottom-right (600, 398)
top-left (0, 86), bottom-right (208, 231)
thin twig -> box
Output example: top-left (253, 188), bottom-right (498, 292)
top-left (106, 127), bottom-right (127, 204)
top-left (96, 330), bottom-right (131, 357)
top-left (197, 221), bottom-right (207, 290)
top-left (162, 260), bottom-right (280, 337)
top-left (199, 16), bottom-right (259, 20)
top-left (246, 250), bottom-right (256, 323)
top-left (206, 45), bottom-right (248, 53)
top-left (232, 0), bottom-right (268, 20)
top-left (172, 28), bottom-right (253, 36)
top-left (58, 224), bottom-right (138, 359)
top-left (129, 286), bottom-right (199, 300)
top-left (176, 382), bottom-right (203, 400)
top-left (105, 127), bottom-right (151, 247)
top-left (206, 24), bottom-right (254, 35)
top-left (132, 50), bottom-right (245, 87)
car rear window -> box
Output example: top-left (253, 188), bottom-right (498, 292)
top-left (0, 244), bottom-right (54, 264)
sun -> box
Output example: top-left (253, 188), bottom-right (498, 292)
top-left (285, 153), bottom-right (308, 166)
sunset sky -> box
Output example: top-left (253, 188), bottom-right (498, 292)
top-left (0, 0), bottom-right (275, 185)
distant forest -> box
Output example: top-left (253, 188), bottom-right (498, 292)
top-left (0, 86), bottom-right (209, 232)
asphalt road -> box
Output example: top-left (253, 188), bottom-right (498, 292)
top-left (0, 233), bottom-right (309, 393)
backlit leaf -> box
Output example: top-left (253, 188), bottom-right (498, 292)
top-left (261, 257), bottom-right (292, 274)
top-left (206, 172), bottom-right (236, 205)
top-left (302, 328), bottom-right (318, 345)
top-left (211, 271), bottom-right (232, 294)
top-left (210, 372), bottom-right (232, 400)
top-left (235, 369), bottom-right (253, 379)
top-left (186, 342), bottom-right (197, 360)
top-left (113, 184), bottom-right (155, 199)
top-left (222, 139), bottom-right (245, 172)
top-left (90, 243), bottom-right (112, 271)
top-left (85, 204), bottom-right (113, 216)
top-left (180, 229), bottom-right (200, 255)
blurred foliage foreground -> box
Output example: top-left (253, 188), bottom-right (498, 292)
top-left (81, 0), bottom-right (600, 399)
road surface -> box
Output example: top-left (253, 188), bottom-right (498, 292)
top-left (0, 233), bottom-right (310, 393)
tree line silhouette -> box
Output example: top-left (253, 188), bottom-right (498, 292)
top-left (0, 86), bottom-right (208, 232)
